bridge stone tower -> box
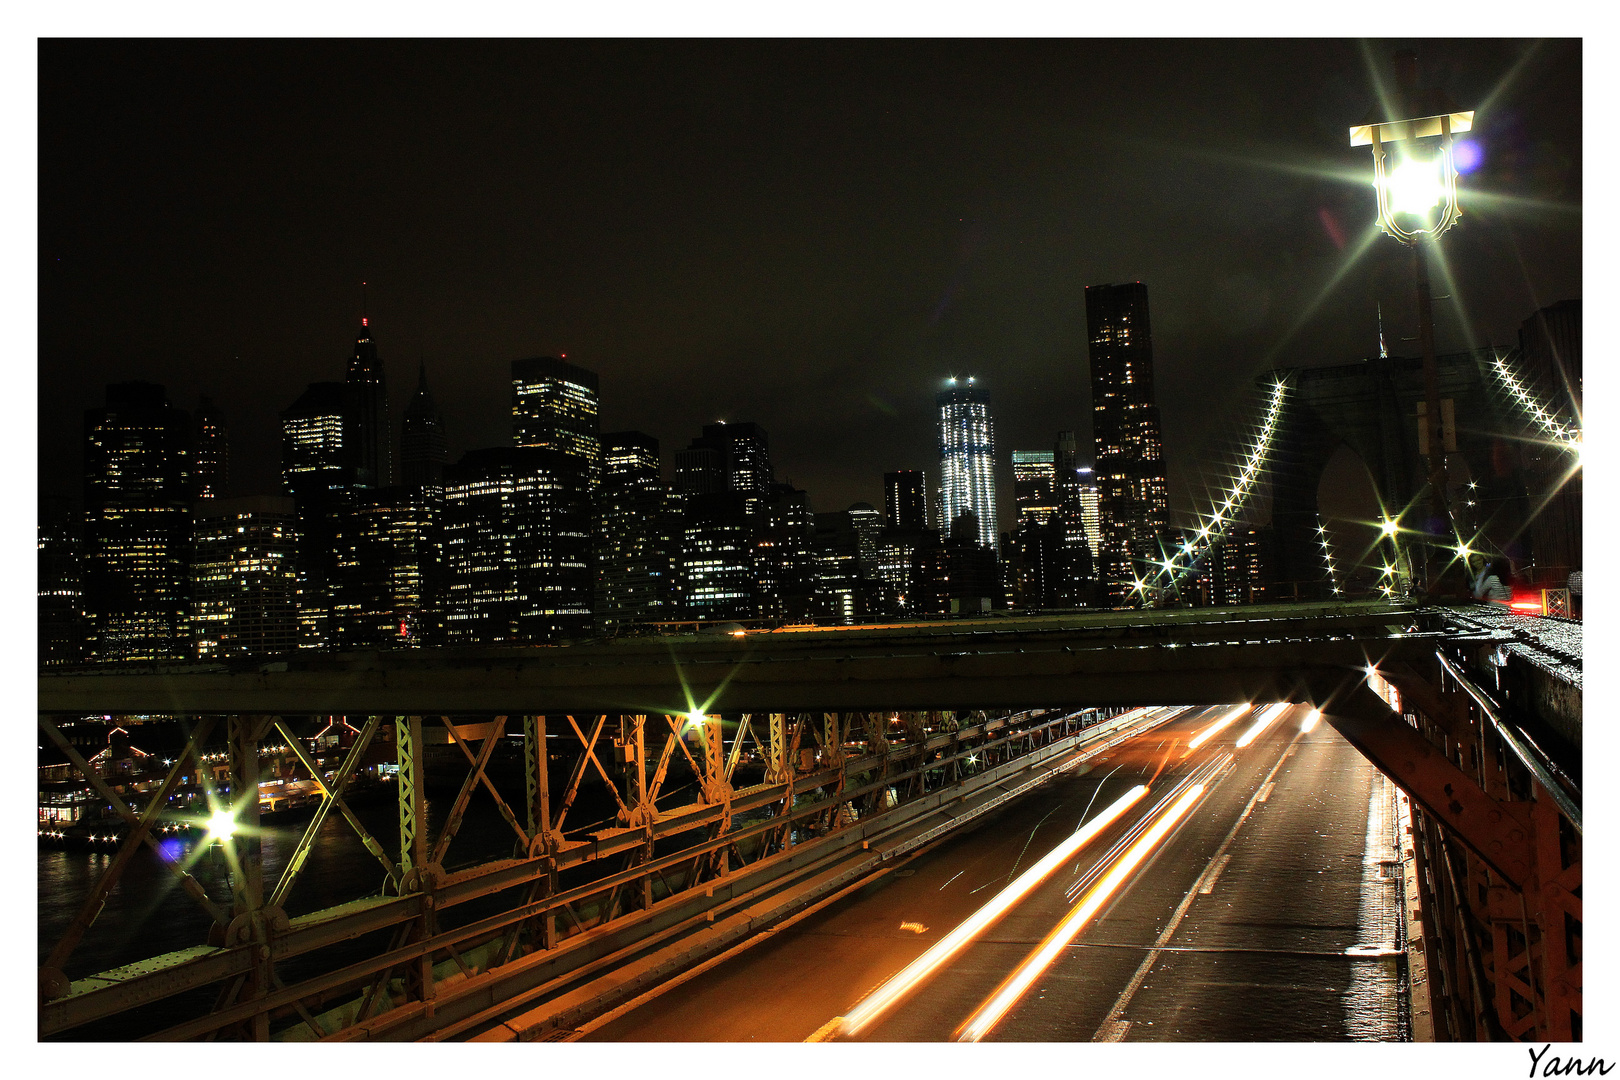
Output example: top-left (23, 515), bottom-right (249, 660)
top-left (1267, 347), bottom-right (1530, 597)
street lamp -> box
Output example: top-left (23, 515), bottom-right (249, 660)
top-left (1351, 49), bottom-right (1474, 594)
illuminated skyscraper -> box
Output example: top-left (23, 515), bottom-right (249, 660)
top-left (280, 381), bottom-right (350, 649)
top-left (281, 382), bottom-right (350, 504)
top-left (936, 378), bottom-right (998, 551)
top-left (1086, 282), bottom-right (1170, 602)
top-left (442, 447), bottom-right (593, 644)
top-left (193, 395), bottom-right (228, 500)
top-left (346, 317), bottom-right (389, 489)
top-left (190, 497), bottom-right (299, 659)
top-left (512, 356), bottom-right (600, 487)
top-left (82, 382), bottom-right (193, 662)
top-left (675, 422), bottom-right (774, 516)
top-left (399, 362), bottom-right (449, 497)
top-left (1011, 450), bottom-right (1057, 527)
top-left (884, 470), bottom-right (926, 531)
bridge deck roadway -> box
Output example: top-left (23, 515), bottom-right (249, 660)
top-left (581, 706), bottom-right (1404, 1042)
top-left (39, 601), bottom-right (1429, 716)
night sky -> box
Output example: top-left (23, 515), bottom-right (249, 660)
top-left (38, 38), bottom-right (1581, 533)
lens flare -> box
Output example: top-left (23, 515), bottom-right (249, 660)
top-left (1301, 708), bottom-right (1322, 733)
top-left (839, 784), bottom-right (1149, 1037)
top-left (206, 809), bottom-right (236, 841)
top-left (956, 783), bottom-right (1207, 1042)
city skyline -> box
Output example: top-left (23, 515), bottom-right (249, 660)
top-left (38, 38), bottom-right (1581, 529)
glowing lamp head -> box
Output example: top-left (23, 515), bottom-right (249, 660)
top-left (1385, 154), bottom-right (1445, 216)
top-left (684, 711), bottom-right (706, 729)
top-left (1380, 518), bottom-right (1400, 537)
top-left (206, 809), bottom-right (236, 841)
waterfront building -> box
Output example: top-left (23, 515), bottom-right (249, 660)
top-left (1086, 282), bottom-right (1171, 602)
top-left (190, 496), bottom-right (300, 659)
top-left (511, 356), bottom-right (600, 488)
top-left (884, 470), bottom-right (928, 531)
top-left (81, 381), bottom-right (193, 662)
top-left (442, 446), bottom-right (593, 644)
top-left (936, 378), bottom-right (998, 551)
top-left (399, 362), bottom-right (449, 497)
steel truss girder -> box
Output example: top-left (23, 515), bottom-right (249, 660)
top-left (1343, 653), bottom-right (1581, 1042)
top-left (40, 705), bottom-right (1093, 1038)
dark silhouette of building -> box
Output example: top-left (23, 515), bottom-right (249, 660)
top-left (442, 447), bottom-right (593, 645)
top-left (675, 422), bottom-right (774, 516)
top-left (38, 501), bottom-right (86, 667)
top-left (193, 395), bottom-right (228, 500)
top-left (598, 432), bottom-right (680, 631)
top-left (884, 470), bottom-right (928, 532)
top-left (511, 356), bottom-right (600, 488)
top-left (909, 510), bottom-right (1003, 616)
top-left (81, 382), bottom-right (193, 662)
top-left (191, 496), bottom-right (299, 659)
top-left (1086, 282), bottom-right (1170, 604)
top-left (399, 362), bottom-right (449, 497)
top-left (346, 317), bottom-right (389, 489)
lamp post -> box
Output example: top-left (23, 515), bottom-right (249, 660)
top-left (1351, 49), bottom-right (1474, 594)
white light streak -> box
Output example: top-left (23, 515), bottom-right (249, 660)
top-left (956, 783), bottom-right (1207, 1042)
top-left (1234, 703), bottom-right (1292, 748)
top-left (840, 784), bottom-right (1149, 1036)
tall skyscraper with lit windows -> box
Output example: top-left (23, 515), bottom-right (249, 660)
top-left (936, 378), bottom-right (998, 551)
top-left (1011, 450), bottom-right (1057, 527)
top-left (1086, 282), bottom-right (1170, 601)
top-left (82, 381), bottom-right (194, 662)
top-left (512, 356), bottom-right (600, 487)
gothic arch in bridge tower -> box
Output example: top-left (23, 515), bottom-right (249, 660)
top-left (1265, 348), bottom-right (1531, 598)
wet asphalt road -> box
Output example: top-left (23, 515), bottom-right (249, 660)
top-left (583, 704), bottom-right (1404, 1042)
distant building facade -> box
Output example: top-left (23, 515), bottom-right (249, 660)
top-left (190, 496), bottom-right (300, 659)
top-left (442, 447), bottom-right (593, 644)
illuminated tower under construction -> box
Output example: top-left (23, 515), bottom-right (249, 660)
top-left (936, 377), bottom-right (998, 551)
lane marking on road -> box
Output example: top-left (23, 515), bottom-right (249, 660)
top-left (1090, 719), bottom-right (1307, 1041)
top-left (1097, 1019), bottom-right (1132, 1042)
top-left (1196, 854), bottom-right (1231, 895)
